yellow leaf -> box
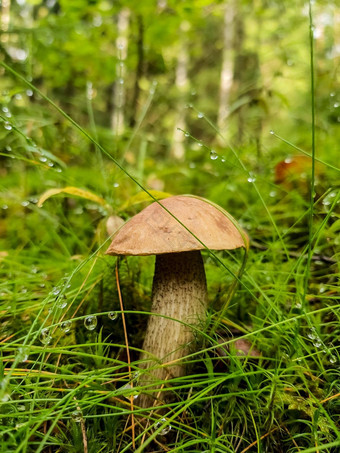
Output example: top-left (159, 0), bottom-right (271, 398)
top-left (37, 186), bottom-right (109, 208)
top-left (118, 190), bottom-right (172, 212)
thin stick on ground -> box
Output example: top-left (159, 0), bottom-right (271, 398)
top-left (240, 426), bottom-right (279, 453)
top-left (116, 260), bottom-right (135, 449)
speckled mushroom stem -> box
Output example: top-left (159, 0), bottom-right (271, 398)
top-left (139, 250), bottom-right (207, 408)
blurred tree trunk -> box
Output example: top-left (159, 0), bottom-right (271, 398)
top-left (232, 10), bottom-right (245, 143)
top-left (217, 1), bottom-right (236, 136)
top-left (129, 14), bottom-right (144, 128)
top-left (0, 0), bottom-right (10, 44)
top-left (172, 22), bottom-right (189, 160)
top-left (232, 9), bottom-right (262, 152)
top-left (111, 8), bottom-right (130, 136)
top-left (0, 0), bottom-right (10, 76)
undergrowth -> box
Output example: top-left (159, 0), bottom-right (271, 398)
top-left (0, 1), bottom-right (339, 452)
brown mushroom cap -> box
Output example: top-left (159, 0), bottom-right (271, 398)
top-left (106, 195), bottom-right (247, 256)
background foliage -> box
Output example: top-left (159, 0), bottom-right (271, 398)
top-left (0, 0), bottom-right (339, 452)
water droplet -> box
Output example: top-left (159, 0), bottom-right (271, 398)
top-left (197, 112), bottom-right (204, 119)
top-left (330, 92), bottom-right (335, 97)
top-left (55, 167), bottom-right (62, 173)
top-left (1, 392), bottom-right (10, 402)
top-left (52, 287), bottom-right (61, 296)
top-left (185, 103), bottom-right (193, 109)
top-left (121, 383), bottom-right (139, 399)
top-left (155, 418), bottom-right (171, 436)
top-left (39, 156), bottom-right (47, 162)
top-left (221, 157), bottom-right (226, 163)
top-left (184, 132), bottom-right (190, 137)
top-left (133, 371), bottom-right (141, 382)
top-left (322, 191), bottom-right (337, 207)
top-left (17, 347), bottom-right (28, 362)
top-left (2, 107), bottom-right (9, 113)
top-left (47, 162), bottom-right (54, 167)
top-left (269, 191), bottom-right (277, 197)
top-left (17, 404), bottom-right (26, 412)
top-left (21, 201), bottom-right (30, 207)
top-left (40, 328), bottom-right (52, 345)
top-left (2, 204), bottom-right (8, 210)
top-left (118, 78), bottom-right (124, 85)
top-left (61, 320), bottom-right (72, 332)
top-left (307, 328), bottom-right (317, 340)
top-left (5, 111), bottom-right (11, 118)
top-left (57, 297), bottom-right (67, 309)
top-left (84, 315), bottom-right (97, 331)
top-left (247, 175), bottom-right (256, 183)
top-left (210, 150), bottom-right (218, 160)
top-left (329, 355), bottom-right (337, 364)
top-left (189, 162), bottom-right (196, 169)
top-left (334, 102), bottom-right (339, 108)
top-left (319, 285), bottom-right (326, 294)
top-left (269, 130), bottom-right (274, 135)
top-left (113, 182), bottom-right (119, 188)
top-left (26, 89), bottom-right (33, 97)
top-left (198, 142), bottom-right (203, 147)
top-left (108, 311), bottom-right (117, 320)
top-left (71, 410), bottom-right (82, 422)
top-left (4, 122), bottom-right (12, 130)
top-left (313, 338), bottom-right (322, 348)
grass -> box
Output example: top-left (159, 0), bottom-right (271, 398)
top-left (1, 2), bottom-right (340, 452)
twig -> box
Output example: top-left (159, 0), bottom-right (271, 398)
top-left (116, 261), bottom-right (135, 449)
top-left (282, 425), bottom-right (301, 451)
top-left (240, 426), bottom-right (279, 453)
top-left (321, 392), bottom-right (340, 404)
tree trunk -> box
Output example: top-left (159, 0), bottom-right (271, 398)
top-left (172, 22), bottom-right (189, 160)
top-left (0, 0), bottom-right (11, 44)
top-left (217, 1), bottom-right (236, 135)
top-left (129, 14), bottom-right (144, 128)
top-left (111, 8), bottom-right (130, 135)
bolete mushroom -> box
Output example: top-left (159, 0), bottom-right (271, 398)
top-left (106, 195), bottom-right (247, 407)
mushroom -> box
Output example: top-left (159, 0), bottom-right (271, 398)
top-left (106, 195), bottom-right (247, 407)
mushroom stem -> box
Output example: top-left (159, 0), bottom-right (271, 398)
top-left (139, 250), bottom-right (207, 407)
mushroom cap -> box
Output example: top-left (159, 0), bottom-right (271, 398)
top-left (106, 195), bottom-right (248, 256)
